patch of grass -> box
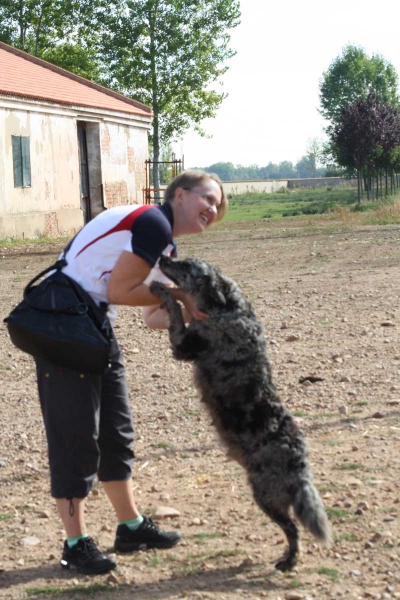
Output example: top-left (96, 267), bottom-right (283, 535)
top-left (148, 555), bottom-right (162, 568)
top-left (318, 483), bottom-right (341, 494)
top-left (0, 235), bottom-right (69, 247)
top-left (326, 507), bottom-right (349, 519)
top-left (292, 411), bottom-right (307, 417)
top-left (0, 513), bottom-right (11, 521)
top-left (26, 584), bottom-right (111, 596)
top-left (152, 442), bottom-right (176, 450)
top-left (193, 532), bottom-right (222, 541)
top-left (317, 567), bottom-right (340, 581)
top-left (225, 187), bottom-right (358, 222)
top-left (380, 506), bottom-right (398, 513)
top-left (14, 474), bottom-right (37, 483)
top-left (336, 463), bottom-right (365, 471)
top-left (353, 401), bottom-right (368, 407)
top-left (337, 532), bottom-right (358, 542)
top-left (183, 410), bottom-right (199, 417)
top-left (289, 577), bottom-right (303, 589)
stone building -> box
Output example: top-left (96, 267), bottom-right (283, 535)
top-left (0, 42), bottom-right (152, 239)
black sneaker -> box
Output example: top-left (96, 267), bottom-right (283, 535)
top-left (114, 516), bottom-right (182, 552)
top-left (60, 536), bottom-right (116, 575)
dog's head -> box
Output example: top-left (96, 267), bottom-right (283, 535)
top-left (158, 256), bottom-right (246, 313)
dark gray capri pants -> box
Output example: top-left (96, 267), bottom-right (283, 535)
top-left (35, 339), bottom-right (135, 499)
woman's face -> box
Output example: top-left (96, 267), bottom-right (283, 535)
top-left (174, 179), bottom-right (222, 235)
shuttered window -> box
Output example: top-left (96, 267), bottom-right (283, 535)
top-left (12, 136), bottom-right (31, 188)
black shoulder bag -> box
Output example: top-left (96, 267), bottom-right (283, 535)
top-left (4, 241), bottom-right (113, 375)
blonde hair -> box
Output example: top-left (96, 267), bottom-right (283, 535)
top-left (164, 169), bottom-right (228, 222)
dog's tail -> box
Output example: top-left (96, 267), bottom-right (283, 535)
top-left (293, 480), bottom-right (332, 545)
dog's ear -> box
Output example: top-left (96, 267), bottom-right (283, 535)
top-left (210, 282), bottom-right (226, 306)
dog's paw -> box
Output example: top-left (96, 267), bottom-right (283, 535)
top-left (150, 281), bottom-right (169, 299)
top-left (274, 556), bottom-right (297, 572)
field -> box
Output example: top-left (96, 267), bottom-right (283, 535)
top-left (1, 208), bottom-right (400, 600)
top-left (225, 188), bottom-right (400, 223)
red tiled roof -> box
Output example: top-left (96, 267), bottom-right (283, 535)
top-left (0, 42), bottom-right (152, 118)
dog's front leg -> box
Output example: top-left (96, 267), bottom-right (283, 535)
top-left (150, 282), bottom-right (208, 360)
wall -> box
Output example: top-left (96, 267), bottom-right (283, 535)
top-left (0, 103), bottom-right (82, 238)
top-left (222, 177), bottom-right (357, 195)
top-left (101, 122), bottom-right (148, 209)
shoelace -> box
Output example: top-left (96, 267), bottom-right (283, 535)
top-left (78, 537), bottom-right (102, 558)
top-left (142, 517), bottom-right (159, 531)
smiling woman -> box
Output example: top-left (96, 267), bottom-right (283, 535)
top-left (29, 169), bottom-right (228, 576)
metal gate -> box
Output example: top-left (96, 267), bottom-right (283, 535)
top-left (143, 155), bottom-right (184, 204)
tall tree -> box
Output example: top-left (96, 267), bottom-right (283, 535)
top-left (0, 0), bottom-right (112, 78)
top-left (100, 0), bottom-right (240, 199)
top-left (319, 44), bottom-right (399, 129)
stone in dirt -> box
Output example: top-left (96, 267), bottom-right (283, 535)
top-left (21, 536), bottom-right (40, 546)
top-left (152, 506), bottom-right (180, 519)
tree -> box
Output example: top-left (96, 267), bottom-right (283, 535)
top-left (330, 93), bottom-right (400, 202)
top-left (0, 0), bottom-right (112, 79)
top-left (100, 0), bottom-right (240, 199)
top-left (319, 44), bottom-right (400, 129)
top-left (305, 138), bottom-right (323, 178)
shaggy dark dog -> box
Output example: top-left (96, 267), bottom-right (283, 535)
top-left (150, 256), bottom-right (331, 571)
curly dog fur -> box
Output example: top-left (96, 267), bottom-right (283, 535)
top-left (150, 256), bottom-right (331, 571)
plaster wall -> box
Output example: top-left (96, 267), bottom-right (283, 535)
top-left (0, 106), bottom-right (83, 238)
top-left (101, 122), bottom-right (147, 208)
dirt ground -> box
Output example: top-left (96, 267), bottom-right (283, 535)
top-left (1, 218), bottom-right (400, 600)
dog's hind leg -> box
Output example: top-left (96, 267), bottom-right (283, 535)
top-left (268, 510), bottom-right (300, 571)
top-left (253, 493), bottom-right (300, 571)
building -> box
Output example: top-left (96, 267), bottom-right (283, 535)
top-left (0, 42), bottom-right (152, 239)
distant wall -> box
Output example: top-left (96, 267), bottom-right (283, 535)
top-left (287, 177), bottom-right (357, 189)
top-left (223, 177), bottom-right (357, 195)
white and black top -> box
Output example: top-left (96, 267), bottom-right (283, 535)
top-left (61, 203), bottom-right (176, 320)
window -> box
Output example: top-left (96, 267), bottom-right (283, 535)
top-left (12, 135), bottom-right (31, 188)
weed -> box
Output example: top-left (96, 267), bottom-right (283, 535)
top-left (292, 411), bottom-right (307, 417)
top-left (148, 555), bottom-right (162, 568)
top-left (336, 463), bottom-right (365, 471)
top-left (317, 567), bottom-right (340, 581)
top-left (0, 513), bottom-right (11, 521)
top-left (337, 532), bottom-right (358, 542)
top-left (326, 507), bottom-right (349, 519)
top-left (353, 401), bottom-right (368, 407)
top-left (193, 532), bottom-right (222, 541)
top-left (289, 577), bottom-right (302, 589)
top-left (152, 442), bottom-right (176, 450)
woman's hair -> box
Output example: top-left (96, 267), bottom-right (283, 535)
top-left (163, 169), bottom-right (228, 222)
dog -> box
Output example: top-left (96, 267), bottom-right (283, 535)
top-left (150, 256), bottom-right (331, 571)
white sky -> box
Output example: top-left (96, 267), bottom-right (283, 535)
top-left (172, 0), bottom-right (400, 169)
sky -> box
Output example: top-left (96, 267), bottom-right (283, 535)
top-left (172, 0), bottom-right (400, 170)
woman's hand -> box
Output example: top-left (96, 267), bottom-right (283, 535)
top-left (171, 288), bottom-right (209, 321)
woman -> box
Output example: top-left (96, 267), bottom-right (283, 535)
top-left (35, 170), bottom-right (227, 575)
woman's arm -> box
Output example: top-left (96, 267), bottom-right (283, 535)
top-left (107, 251), bottom-right (159, 306)
top-left (107, 251), bottom-right (208, 323)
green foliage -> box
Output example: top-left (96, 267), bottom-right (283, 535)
top-left (196, 160), bottom-right (326, 181)
top-left (317, 567), bottom-right (340, 581)
top-left (0, 0), bottom-right (112, 81)
top-left (320, 44), bottom-right (400, 127)
top-left (99, 0), bottom-right (240, 189)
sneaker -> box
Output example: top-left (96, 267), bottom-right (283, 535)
top-left (114, 516), bottom-right (182, 552)
top-left (60, 536), bottom-right (116, 575)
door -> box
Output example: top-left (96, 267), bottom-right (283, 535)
top-left (77, 122), bottom-right (91, 223)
